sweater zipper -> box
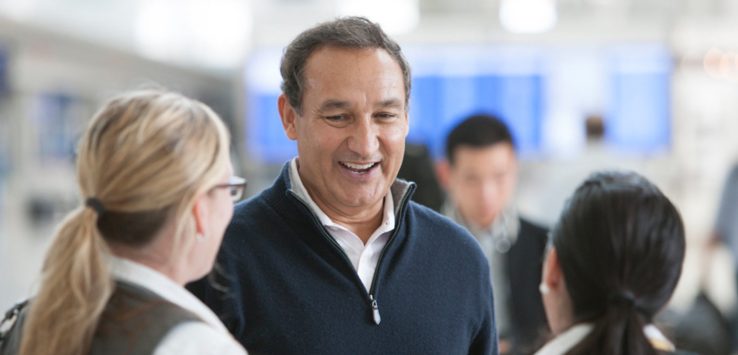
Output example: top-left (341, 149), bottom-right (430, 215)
top-left (366, 187), bottom-right (413, 325)
top-left (287, 185), bottom-right (415, 326)
top-left (369, 294), bottom-right (381, 324)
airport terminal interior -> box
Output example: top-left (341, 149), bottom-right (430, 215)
top-left (2, 0), bottom-right (738, 353)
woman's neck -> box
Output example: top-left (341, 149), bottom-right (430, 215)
top-left (109, 243), bottom-right (188, 286)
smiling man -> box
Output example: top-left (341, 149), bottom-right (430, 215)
top-left (189, 17), bottom-right (497, 355)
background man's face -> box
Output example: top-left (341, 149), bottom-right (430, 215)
top-left (281, 46), bottom-right (408, 215)
top-left (448, 143), bottom-right (518, 229)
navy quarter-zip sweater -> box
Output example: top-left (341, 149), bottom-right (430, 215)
top-left (188, 164), bottom-right (498, 355)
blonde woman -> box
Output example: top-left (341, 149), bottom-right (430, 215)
top-left (3, 90), bottom-right (247, 355)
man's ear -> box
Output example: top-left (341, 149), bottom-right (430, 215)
top-left (192, 194), bottom-right (208, 237)
top-left (278, 94), bottom-right (299, 141)
top-left (402, 111), bottom-right (410, 138)
top-left (542, 247), bottom-right (564, 291)
top-left (436, 160), bottom-right (450, 190)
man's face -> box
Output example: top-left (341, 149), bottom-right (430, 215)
top-left (279, 46), bottom-right (408, 216)
top-left (447, 143), bottom-right (517, 229)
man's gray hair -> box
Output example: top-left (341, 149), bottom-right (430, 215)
top-left (280, 16), bottom-right (411, 114)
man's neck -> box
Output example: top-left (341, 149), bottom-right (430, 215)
top-left (290, 158), bottom-right (387, 244)
top-left (311, 192), bottom-right (385, 244)
top-left (110, 244), bottom-right (189, 286)
top-left (458, 210), bottom-right (496, 232)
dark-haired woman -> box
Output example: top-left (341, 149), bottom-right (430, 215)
top-left (535, 171), bottom-right (688, 355)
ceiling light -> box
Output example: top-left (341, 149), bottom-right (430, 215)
top-left (499, 0), bottom-right (557, 34)
top-left (337, 0), bottom-right (419, 35)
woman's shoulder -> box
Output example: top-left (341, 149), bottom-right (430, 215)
top-left (668, 350), bottom-right (698, 355)
top-left (155, 322), bottom-right (247, 355)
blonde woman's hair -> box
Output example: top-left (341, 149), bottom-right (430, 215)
top-left (19, 90), bottom-right (231, 355)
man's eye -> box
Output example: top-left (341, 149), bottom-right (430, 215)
top-left (324, 115), bottom-right (346, 121)
top-left (376, 112), bottom-right (398, 120)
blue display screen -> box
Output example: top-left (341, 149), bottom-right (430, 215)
top-left (409, 74), bottom-right (543, 158)
top-left (244, 44), bottom-right (671, 163)
top-left (606, 46), bottom-right (672, 153)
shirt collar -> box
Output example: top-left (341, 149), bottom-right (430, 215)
top-left (534, 322), bottom-right (675, 354)
top-left (535, 323), bottom-right (593, 355)
top-left (109, 255), bottom-right (229, 333)
top-left (442, 201), bottom-right (520, 250)
top-left (288, 157), bottom-right (395, 231)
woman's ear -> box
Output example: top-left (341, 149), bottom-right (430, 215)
top-left (541, 246), bottom-right (575, 334)
top-left (192, 194), bottom-right (208, 237)
top-left (543, 247), bottom-right (563, 291)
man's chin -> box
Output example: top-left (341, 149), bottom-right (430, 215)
top-left (472, 214), bottom-right (497, 228)
top-left (344, 196), bottom-right (382, 208)
top-left (338, 190), bottom-right (386, 209)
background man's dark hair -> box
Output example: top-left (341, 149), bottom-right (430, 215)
top-left (445, 113), bottom-right (516, 165)
top-left (280, 16), bottom-right (411, 114)
top-left (585, 113), bottom-right (605, 142)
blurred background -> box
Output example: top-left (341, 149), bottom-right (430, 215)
top-left (1, 0), bottom-right (738, 352)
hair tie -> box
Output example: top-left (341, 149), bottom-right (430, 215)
top-left (610, 291), bottom-right (637, 310)
top-left (85, 197), bottom-right (106, 215)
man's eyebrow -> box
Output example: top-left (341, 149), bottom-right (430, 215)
top-left (377, 99), bottom-right (403, 109)
top-left (316, 99), bottom-right (404, 112)
top-left (317, 100), bottom-right (351, 112)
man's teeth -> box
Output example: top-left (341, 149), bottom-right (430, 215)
top-left (343, 162), bottom-right (375, 170)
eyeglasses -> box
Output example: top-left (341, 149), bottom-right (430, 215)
top-left (212, 176), bottom-right (248, 202)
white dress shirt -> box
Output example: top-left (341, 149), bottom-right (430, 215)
top-left (289, 158), bottom-right (395, 291)
top-left (443, 202), bottom-right (520, 338)
top-left (110, 256), bottom-right (247, 355)
top-left (534, 323), bottom-right (674, 355)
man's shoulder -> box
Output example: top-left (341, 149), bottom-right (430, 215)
top-left (231, 190), bottom-right (276, 224)
top-left (519, 216), bottom-right (548, 237)
top-left (407, 200), bottom-right (467, 233)
top-left (223, 185), bottom-right (293, 244)
top-left (405, 201), bottom-right (485, 255)
top-left (230, 162), bottom-right (292, 224)
top-left (517, 216), bottom-right (550, 252)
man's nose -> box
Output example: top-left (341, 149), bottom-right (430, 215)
top-left (347, 118), bottom-right (380, 156)
top-left (480, 181), bottom-right (499, 204)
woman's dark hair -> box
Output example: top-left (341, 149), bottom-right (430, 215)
top-left (551, 171), bottom-right (686, 355)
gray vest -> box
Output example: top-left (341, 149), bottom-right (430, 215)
top-left (1, 281), bottom-right (202, 355)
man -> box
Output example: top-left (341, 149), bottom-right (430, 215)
top-left (189, 17), bottom-right (497, 355)
top-left (441, 114), bottom-right (548, 354)
top-left (711, 162), bottom-right (738, 352)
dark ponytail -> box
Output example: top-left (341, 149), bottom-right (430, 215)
top-left (570, 305), bottom-right (655, 355)
top-left (551, 171), bottom-right (686, 355)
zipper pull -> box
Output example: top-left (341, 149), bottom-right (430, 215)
top-left (369, 294), bottom-right (381, 325)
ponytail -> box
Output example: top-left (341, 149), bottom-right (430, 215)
top-left (568, 305), bottom-right (658, 355)
top-left (551, 171), bottom-right (685, 355)
top-left (19, 207), bottom-right (113, 355)
top-left (16, 89), bottom-right (231, 354)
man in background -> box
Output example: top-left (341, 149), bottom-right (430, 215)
top-left (441, 113), bottom-right (549, 354)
